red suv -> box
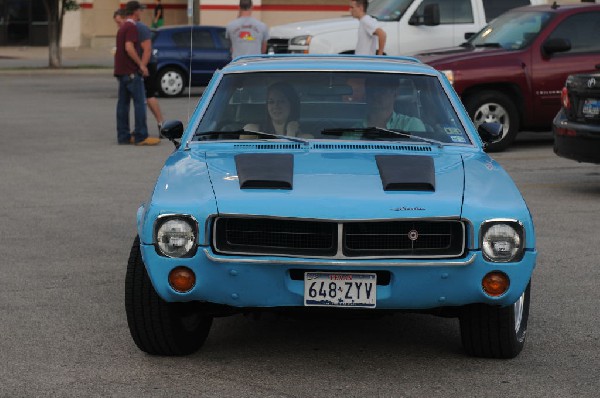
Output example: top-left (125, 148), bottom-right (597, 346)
top-left (417, 3), bottom-right (600, 151)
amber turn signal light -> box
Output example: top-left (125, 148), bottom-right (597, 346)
top-left (482, 272), bottom-right (509, 297)
top-left (168, 266), bottom-right (196, 293)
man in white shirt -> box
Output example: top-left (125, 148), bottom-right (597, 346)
top-left (350, 0), bottom-right (387, 55)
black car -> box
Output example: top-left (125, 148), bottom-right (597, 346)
top-left (153, 25), bottom-right (231, 97)
top-left (553, 70), bottom-right (600, 164)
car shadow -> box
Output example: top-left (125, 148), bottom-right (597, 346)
top-left (195, 312), bottom-right (465, 360)
top-left (511, 131), bottom-right (553, 149)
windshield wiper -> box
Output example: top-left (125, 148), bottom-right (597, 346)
top-left (474, 42), bottom-right (502, 48)
top-left (321, 127), bottom-right (443, 148)
top-left (195, 129), bottom-right (309, 144)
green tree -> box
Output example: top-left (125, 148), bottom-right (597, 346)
top-left (42, 0), bottom-right (79, 68)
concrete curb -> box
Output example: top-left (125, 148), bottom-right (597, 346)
top-left (0, 46), bottom-right (114, 70)
top-left (0, 68), bottom-right (113, 75)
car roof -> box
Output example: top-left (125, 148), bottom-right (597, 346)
top-left (512, 3), bottom-right (600, 13)
top-left (223, 55), bottom-right (439, 75)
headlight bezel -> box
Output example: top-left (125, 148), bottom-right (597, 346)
top-left (480, 219), bottom-right (525, 263)
top-left (290, 35), bottom-right (312, 47)
top-left (154, 214), bottom-right (199, 258)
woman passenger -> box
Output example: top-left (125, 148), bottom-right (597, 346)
top-left (245, 82), bottom-right (301, 136)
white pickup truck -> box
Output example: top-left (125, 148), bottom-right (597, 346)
top-left (268, 0), bottom-right (544, 56)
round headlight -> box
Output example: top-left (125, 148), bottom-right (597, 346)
top-left (156, 218), bottom-right (196, 257)
top-left (482, 223), bottom-right (522, 262)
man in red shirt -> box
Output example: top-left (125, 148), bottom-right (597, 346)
top-left (114, 1), bottom-right (159, 145)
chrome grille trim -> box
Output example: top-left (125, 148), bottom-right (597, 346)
top-left (204, 249), bottom-right (477, 267)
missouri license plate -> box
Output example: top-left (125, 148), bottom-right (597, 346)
top-left (582, 99), bottom-right (600, 117)
top-left (304, 272), bottom-right (376, 308)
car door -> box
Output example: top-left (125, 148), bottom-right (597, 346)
top-left (531, 11), bottom-right (600, 125)
top-left (189, 27), bottom-right (231, 85)
top-left (401, 0), bottom-right (478, 54)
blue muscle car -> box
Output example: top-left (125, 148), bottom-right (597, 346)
top-left (125, 55), bottom-right (537, 358)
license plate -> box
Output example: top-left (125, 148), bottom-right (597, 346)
top-left (582, 99), bottom-right (600, 117)
top-left (304, 272), bottom-right (376, 308)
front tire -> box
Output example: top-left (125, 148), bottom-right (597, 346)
top-left (459, 282), bottom-right (531, 359)
top-left (465, 91), bottom-right (520, 152)
top-left (125, 236), bottom-right (212, 356)
top-left (157, 67), bottom-right (186, 97)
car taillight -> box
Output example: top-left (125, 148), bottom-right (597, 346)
top-left (561, 86), bottom-right (570, 110)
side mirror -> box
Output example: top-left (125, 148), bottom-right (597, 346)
top-left (161, 120), bottom-right (184, 148)
top-left (409, 3), bottom-right (440, 26)
top-left (478, 122), bottom-right (503, 145)
top-left (464, 32), bottom-right (475, 40)
top-left (161, 120), bottom-right (184, 140)
top-left (423, 4), bottom-right (440, 26)
top-left (542, 38), bottom-right (571, 57)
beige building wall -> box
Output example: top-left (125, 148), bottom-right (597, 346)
top-left (75, 0), bottom-right (350, 47)
top-left (62, 9), bottom-right (82, 47)
top-left (71, 0), bottom-right (583, 49)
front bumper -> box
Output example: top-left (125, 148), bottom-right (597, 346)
top-left (553, 110), bottom-right (600, 164)
top-left (141, 244), bottom-right (537, 309)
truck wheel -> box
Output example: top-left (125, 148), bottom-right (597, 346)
top-left (459, 282), bottom-right (531, 359)
top-left (125, 236), bottom-right (212, 356)
top-left (157, 67), bottom-right (186, 97)
top-left (465, 91), bottom-right (520, 152)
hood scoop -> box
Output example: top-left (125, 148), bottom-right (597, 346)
top-left (235, 153), bottom-right (293, 189)
top-left (376, 155), bottom-right (435, 191)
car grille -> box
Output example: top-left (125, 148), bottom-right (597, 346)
top-left (213, 217), bottom-right (465, 259)
top-left (344, 221), bottom-right (464, 257)
top-left (267, 38), bottom-right (289, 54)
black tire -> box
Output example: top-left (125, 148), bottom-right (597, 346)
top-left (459, 282), bottom-right (531, 359)
top-left (465, 90), bottom-right (520, 152)
top-left (125, 236), bottom-right (212, 356)
top-left (157, 67), bottom-right (186, 97)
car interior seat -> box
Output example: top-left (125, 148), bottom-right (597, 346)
top-left (394, 79), bottom-right (420, 119)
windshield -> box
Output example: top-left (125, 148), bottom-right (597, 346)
top-left (469, 10), bottom-right (553, 50)
top-left (368, 0), bottom-right (413, 22)
top-left (194, 71), bottom-right (470, 145)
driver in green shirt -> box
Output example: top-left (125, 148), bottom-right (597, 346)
top-left (346, 76), bottom-right (425, 139)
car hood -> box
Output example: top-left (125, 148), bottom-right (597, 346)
top-left (205, 149), bottom-right (465, 220)
top-left (270, 17), bottom-right (358, 39)
top-left (416, 46), bottom-right (509, 66)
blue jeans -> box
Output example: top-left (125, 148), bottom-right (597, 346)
top-left (116, 74), bottom-right (148, 144)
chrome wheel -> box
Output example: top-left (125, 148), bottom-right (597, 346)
top-left (159, 69), bottom-right (184, 96)
top-left (514, 290), bottom-right (525, 333)
top-left (465, 91), bottom-right (520, 152)
top-left (472, 102), bottom-right (510, 140)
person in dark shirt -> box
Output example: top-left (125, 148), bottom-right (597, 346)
top-left (114, 1), bottom-right (159, 146)
top-left (137, 20), bottom-right (164, 136)
top-left (152, 0), bottom-right (164, 28)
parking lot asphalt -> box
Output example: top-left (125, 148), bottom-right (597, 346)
top-left (1, 70), bottom-right (599, 397)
